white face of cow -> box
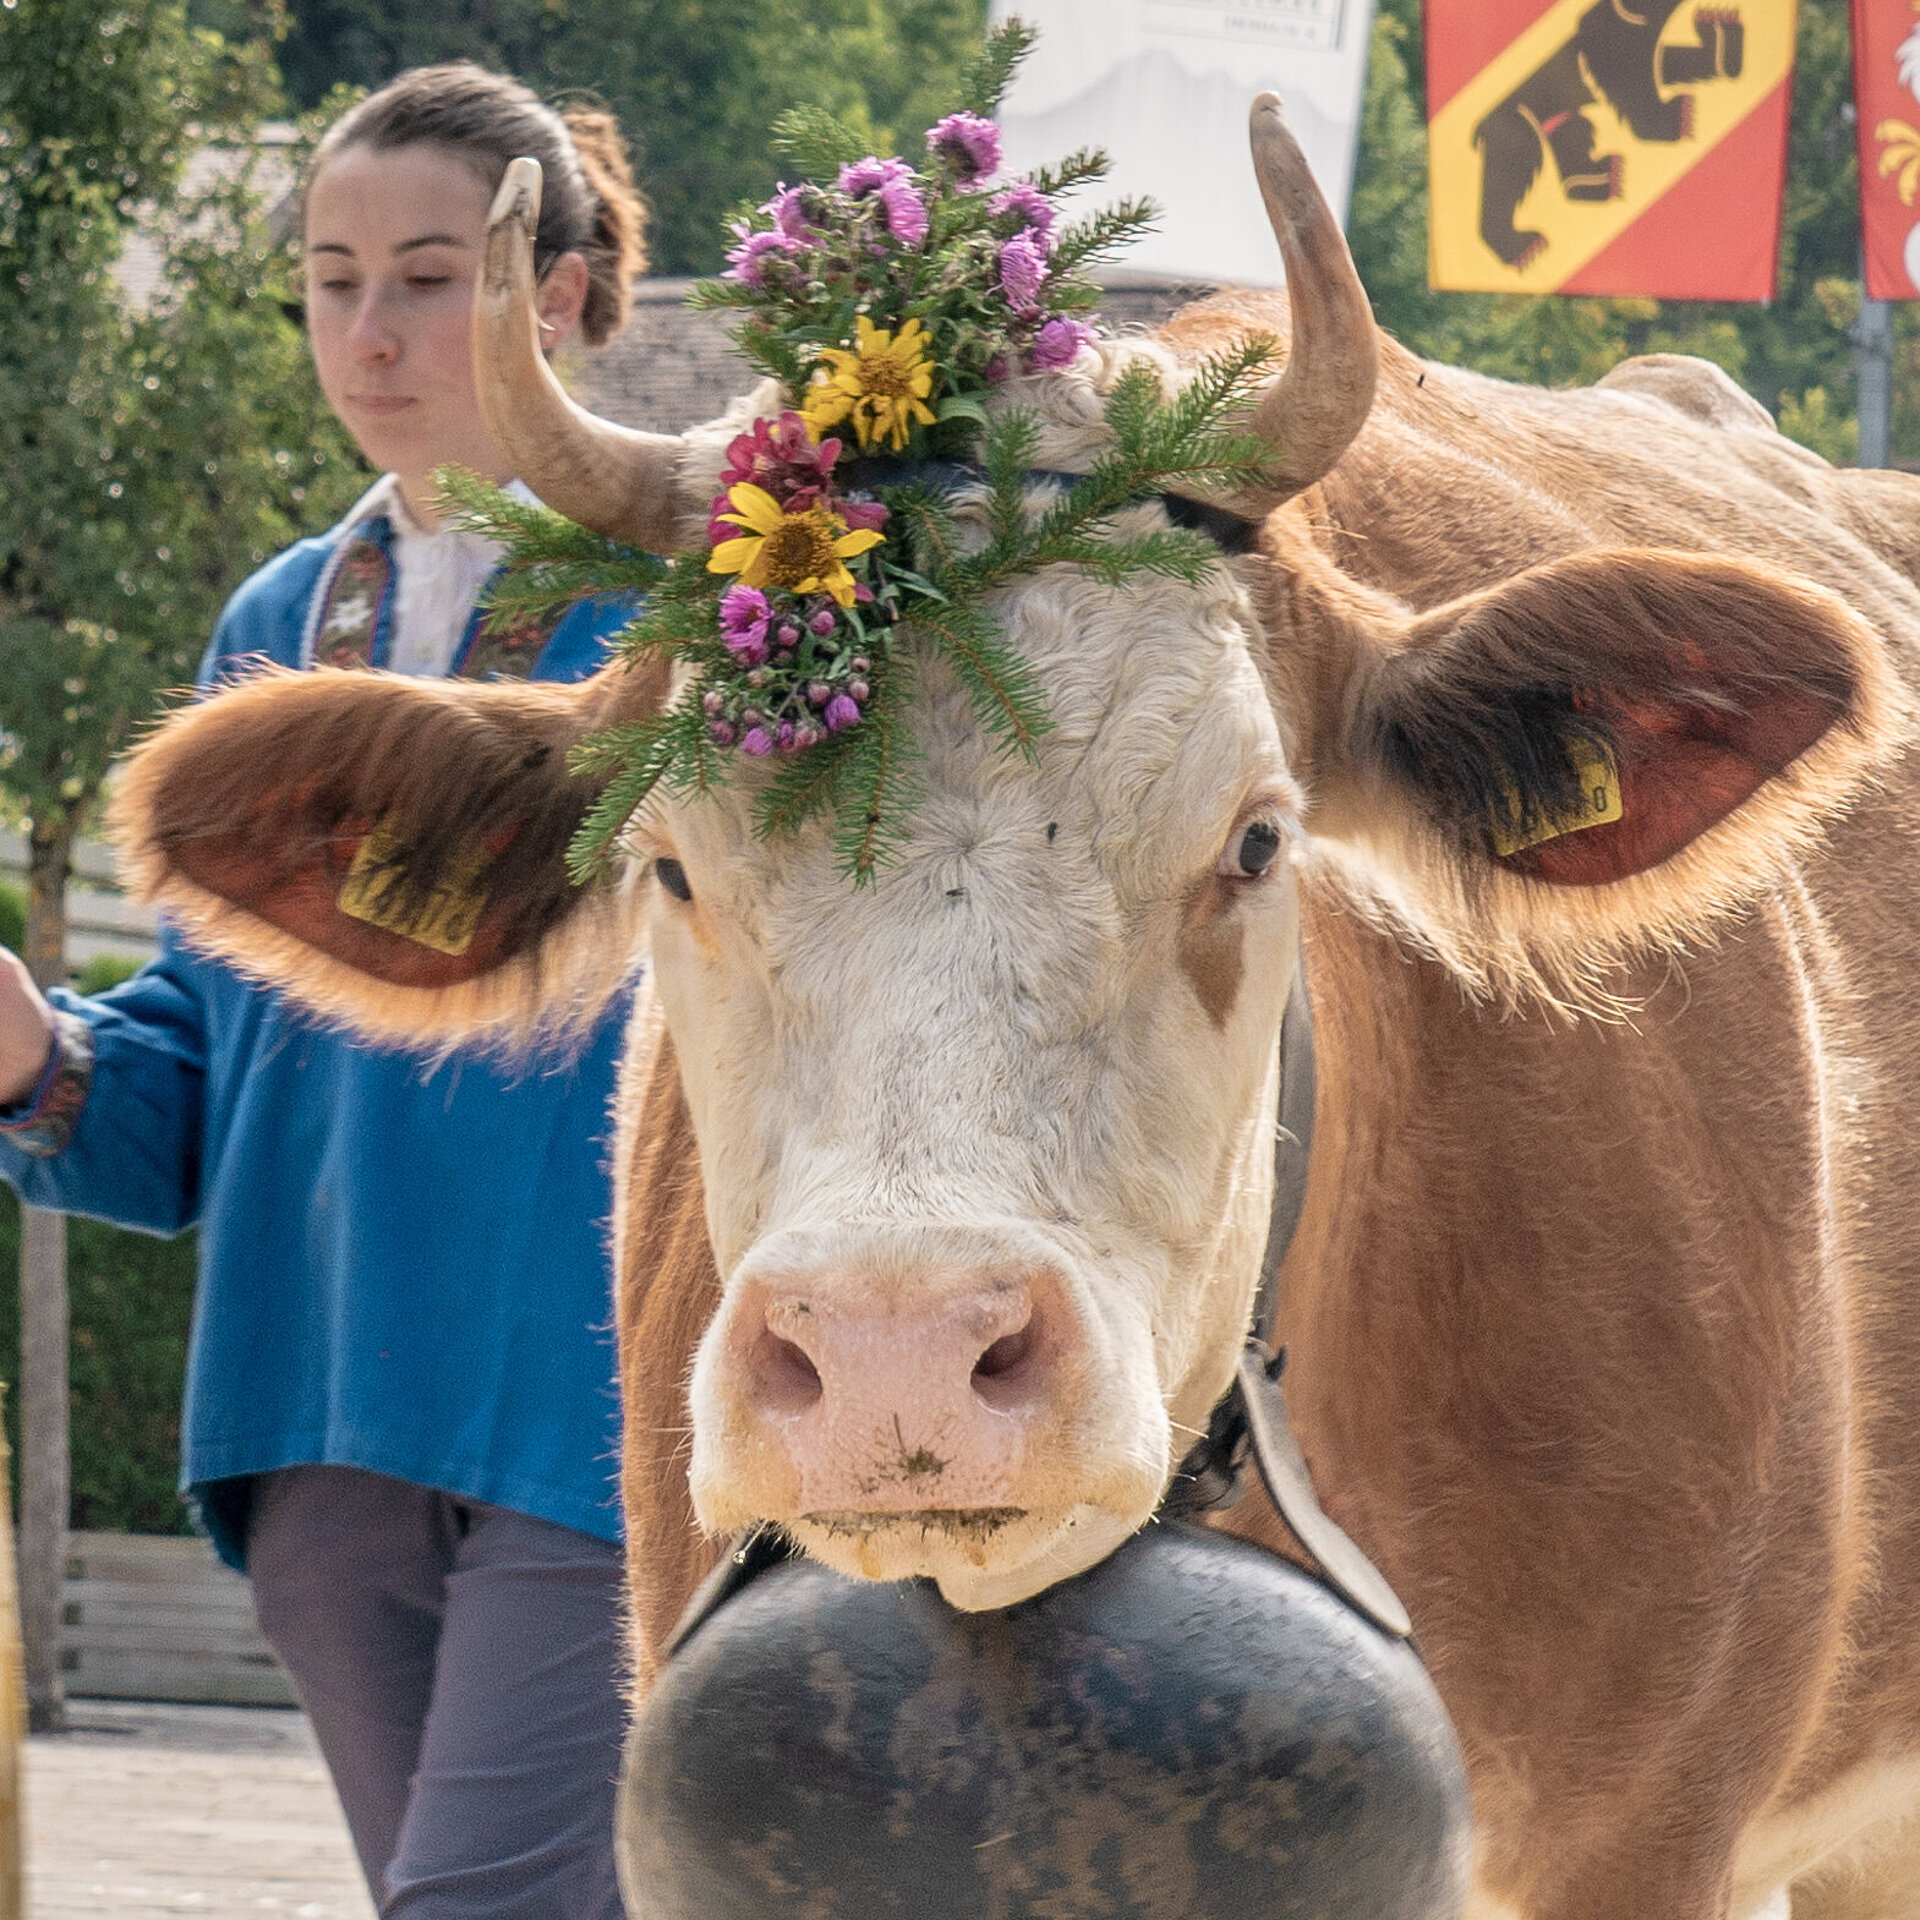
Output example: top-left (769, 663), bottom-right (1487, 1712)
top-left (642, 508), bottom-right (1302, 1608)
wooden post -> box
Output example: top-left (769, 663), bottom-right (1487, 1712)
top-left (0, 1387), bottom-right (24, 1920)
top-left (17, 816), bottom-right (71, 1735)
top-left (1857, 292), bottom-right (1894, 469)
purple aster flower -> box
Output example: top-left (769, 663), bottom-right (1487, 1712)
top-left (763, 182), bottom-right (815, 240)
top-left (877, 177), bottom-right (929, 248)
top-left (823, 693), bottom-right (862, 733)
top-left (723, 228), bottom-right (801, 286)
top-left (838, 155), bottom-right (913, 197)
top-left (927, 112), bottom-right (1001, 183)
top-left (998, 231), bottom-right (1050, 313)
top-left (990, 182), bottom-right (1055, 243)
top-left (740, 727), bottom-right (775, 757)
top-left (719, 583), bottom-right (772, 664)
top-left (777, 721), bottom-right (797, 749)
top-left (1030, 316), bottom-right (1095, 370)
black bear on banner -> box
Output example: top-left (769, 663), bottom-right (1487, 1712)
top-left (1473, 2), bottom-right (1744, 270)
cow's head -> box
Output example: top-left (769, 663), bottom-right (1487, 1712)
top-left (112, 102), bottom-right (1902, 1610)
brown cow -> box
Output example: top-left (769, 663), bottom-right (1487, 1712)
top-left (109, 101), bottom-right (1920, 1919)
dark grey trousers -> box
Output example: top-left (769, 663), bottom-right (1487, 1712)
top-left (246, 1464), bottom-right (628, 1918)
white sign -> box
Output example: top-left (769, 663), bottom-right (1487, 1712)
top-left (990, 0), bottom-right (1376, 285)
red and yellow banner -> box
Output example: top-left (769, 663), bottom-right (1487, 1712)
top-left (1426, 0), bottom-right (1798, 298)
top-left (1854, 1), bottom-right (1920, 297)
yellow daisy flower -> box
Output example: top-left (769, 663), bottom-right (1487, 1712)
top-left (801, 315), bottom-right (939, 453)
top-left (706, 482), bottom-right (884, 607)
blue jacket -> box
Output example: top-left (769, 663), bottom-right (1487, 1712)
top-left (0, 503), bottom-right (635, 1566)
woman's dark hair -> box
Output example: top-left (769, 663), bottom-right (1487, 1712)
top-left (307, 63), bottom-right (647, 346)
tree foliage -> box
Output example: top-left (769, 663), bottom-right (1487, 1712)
top-left (269, 0), bottom-right (993, 276)
top-left (0, 0), bottom-right (366, 864)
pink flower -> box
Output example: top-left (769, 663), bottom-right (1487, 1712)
top-left (836, 497), bottom-right (889, 533)
top-left (763, 183), bottom-right (816, 240)
top-left (927, 112), bottom-right (1001, 183)
top-left (740, 727), bottom-right (775, 757)
top-left (808, 608), bottom-right (837, 636)
top-left (877, 177), bottom-right (929, 248)
top-left (723, 228), bottom-right (801, 286)
top-left (719, 584), bottom-right (771, 664)
top-left (839, 156), bottom-right (913, 196)
top-left (823, 693), bottom-right (862, 733)
top-left (990, 182), bottom-right (1055, 244)
top-left (998, 231), bottom-right (1049, 313)
top-left (716, 412), bottom-right (842, 516)
top-left (1030, 316), bottom-right (1095, 370)
top-left (776, 721), bottom-right (797, 749)
top-left (709, 720), bottom-right (736, 746)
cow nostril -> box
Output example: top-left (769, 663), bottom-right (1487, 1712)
top-left (972, 1319), bottom-right (1042, 1410)
top-left (751, 1329), bottom-right (823, 1414)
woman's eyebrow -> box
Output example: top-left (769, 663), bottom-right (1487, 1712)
top-left (394, 234), bottom-right (471, 254)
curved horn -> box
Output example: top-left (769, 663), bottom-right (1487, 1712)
top-left (471, 158), bottom-right (689, 550)
top-left (1240, 93), bottom-right (1378, 512)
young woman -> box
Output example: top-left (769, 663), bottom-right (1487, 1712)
top-left (0, 66), bottom-right (647, 1917)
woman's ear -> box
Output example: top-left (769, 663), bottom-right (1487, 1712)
top-left (535, 250), bottom-right (591, 356)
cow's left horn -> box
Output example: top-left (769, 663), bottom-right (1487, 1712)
top-left (1240, 93), bottom-right (1378, 511)
top-left (471, 158), bottom-right (691, 550)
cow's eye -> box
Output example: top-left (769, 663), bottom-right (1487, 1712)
top-left (655, 857), bottom-right (693, 902)
top-left (1223, 817), bottom-right (1284, 879)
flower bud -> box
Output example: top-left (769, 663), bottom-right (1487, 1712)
top-left (709, 720), bottom-right (736, 746)
top-left (702, 690), bottom-right (725, 716)
top-left (850, 656), bottom-right (871, 673)
top-left (809, 608), bottom-right (837, 636)
top-left (778, 623), bottom-right (801, 646)
top-left (848, 679), bottom-right (871, 703)
top-left (808, 682), bottom-right (831, 707)
top-left (741, 727), bottom-right (774, 757)
top-left (747, 668), bottom-right (769, 689)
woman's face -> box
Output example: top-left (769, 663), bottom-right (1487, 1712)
top-left (304, 141), bottom-right (584, 514)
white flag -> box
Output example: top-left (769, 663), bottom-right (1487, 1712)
top-left (989, 0), bottom-right (1376, 285)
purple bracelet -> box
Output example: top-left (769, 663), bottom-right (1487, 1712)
top-left (0, 1010), bottom-right (95, 1157)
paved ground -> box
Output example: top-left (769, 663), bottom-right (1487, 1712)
top-left (25, 1699), bottom-right (374, 1918)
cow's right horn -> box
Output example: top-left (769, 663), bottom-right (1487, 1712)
top-left (1241, 94), bottom-right (1378, 512)
top-left (472, 158), bottom-right (690, 551)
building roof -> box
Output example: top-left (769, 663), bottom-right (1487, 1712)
top-left (573, 276), bottom-right (1223, 434)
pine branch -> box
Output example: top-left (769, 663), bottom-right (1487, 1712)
top-left (1050, 198), bottom-right (1160, 277)
top-left (919, 603), bottom-right (1051, 755)
top-left (1025, 148), bottom-right (1110, 198)
top-left (957, 17), bottom-right (1037, 118)
top-left (755, 730), bottom-right (851, 839)
top-left (772, 105), bottom-right (871, 180)
top-left (435, 467), bottom-right (639, 563)
top-left (832, 678), bottom-right (919, 884)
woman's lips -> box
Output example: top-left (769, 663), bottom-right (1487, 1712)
top-left (348, 394), bottom-right (418, 415)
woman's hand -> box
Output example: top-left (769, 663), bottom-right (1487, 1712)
top-left (0, 949), bottom-right (55, 1108)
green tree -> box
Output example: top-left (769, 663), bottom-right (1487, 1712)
top-left (0, 0), bottom-right (364, 1727)
top-left (270, 0), bottom-right (991, 274)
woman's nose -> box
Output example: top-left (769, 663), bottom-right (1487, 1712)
top-left (346, 291), bottom-right (399, 364)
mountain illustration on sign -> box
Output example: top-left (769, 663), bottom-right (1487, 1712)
top-left (1472, 1), bottom-right (1746, 270)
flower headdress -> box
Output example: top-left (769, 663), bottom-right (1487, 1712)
top-left (444, 23), bottom-right (1282, 882)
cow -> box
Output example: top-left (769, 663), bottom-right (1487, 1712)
top-left (107, 96), bottom-right (1920, 1920)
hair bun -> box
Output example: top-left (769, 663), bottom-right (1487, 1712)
top-left (561, 104), bottom-right (648, 346)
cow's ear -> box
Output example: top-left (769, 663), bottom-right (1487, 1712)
top-left (109, 657), bottom-right (670, 1047)
top-left (1312, 549), bottom-right (1906, 999)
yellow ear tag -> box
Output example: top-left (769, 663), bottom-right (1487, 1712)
top-left (337, 819), bottom-right (490, 957)
top-left (1491, 737), bottom-right (1623, 858)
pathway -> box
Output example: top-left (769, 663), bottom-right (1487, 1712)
top-left (25, 1698), bottom-right (373, 1918)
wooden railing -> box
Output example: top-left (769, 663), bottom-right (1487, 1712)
top-left (60, 1532), bottom-right (293, 1708)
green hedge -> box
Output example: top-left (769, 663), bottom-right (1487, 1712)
top-left (0, 1192), bottom-right (195, 1534)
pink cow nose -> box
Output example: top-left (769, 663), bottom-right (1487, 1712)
top-left (740, 1277), bottom-right (1058, 1516)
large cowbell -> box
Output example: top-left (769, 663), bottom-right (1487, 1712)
top-left (616, 1521), bottom-right (1471, 1919)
